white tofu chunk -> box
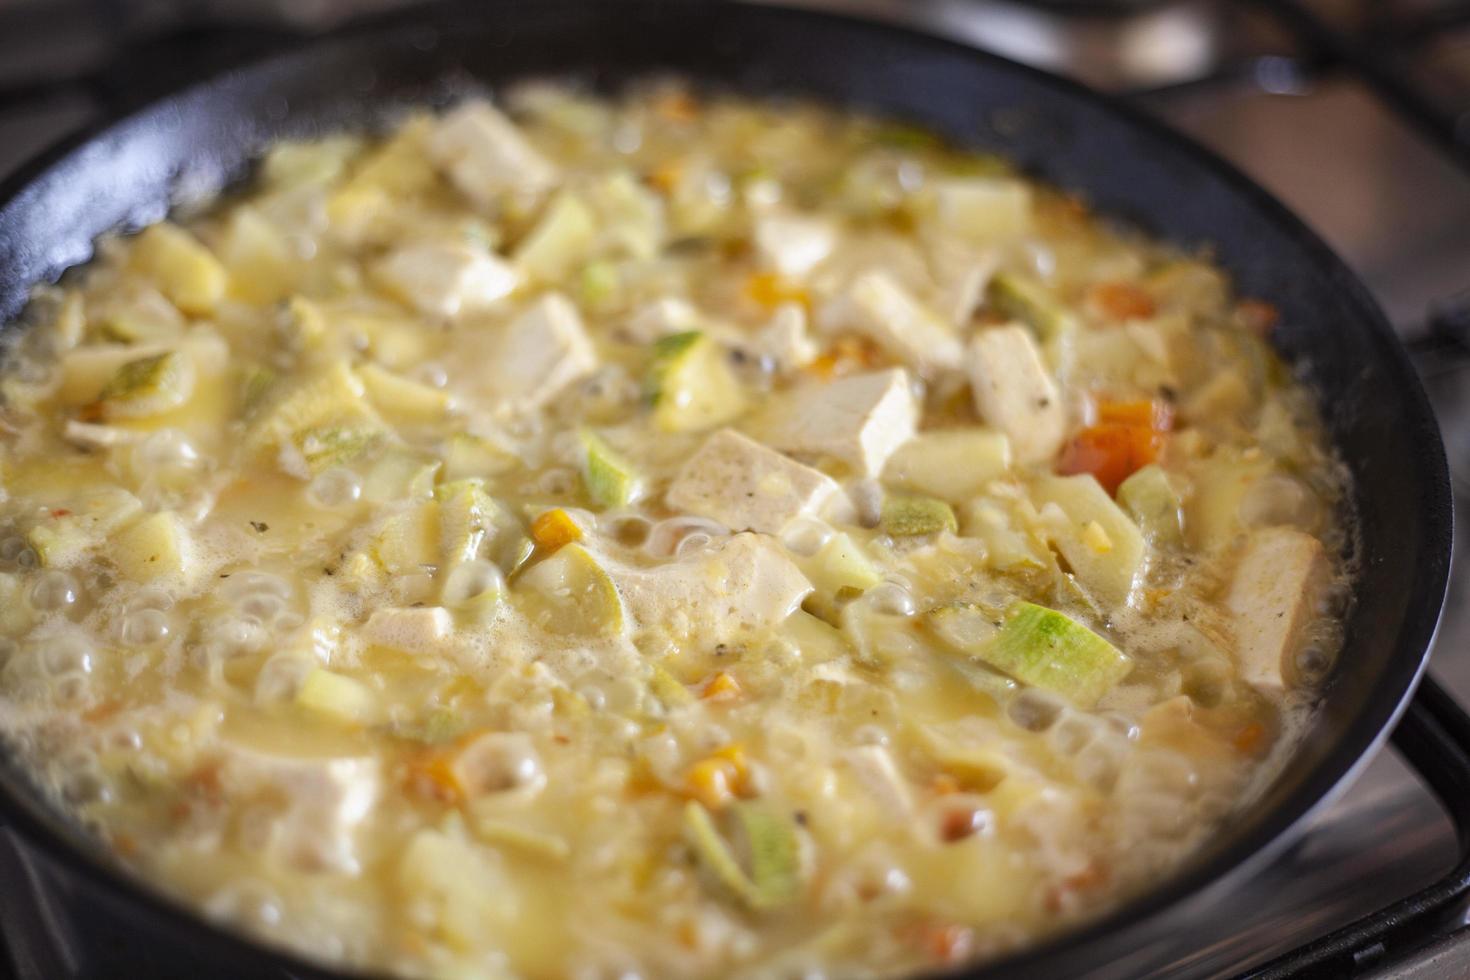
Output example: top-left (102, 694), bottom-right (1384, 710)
top-left (613, 532), bottom-right (813, 643)
top-left (623, 297), bottom-right (704, 343)
top-left (480, 293), bottom-right (598, 414)
top-left (931, 177), bottom-right (1033, 242)
top-left (836, 270), bottom-right (964, 373)
top-left (750, 368), bottom-right (917, 476)
top-left (1226, 528), bottom-right (1331, 691)
top-left (218, 748), bottom-right (378, 874)
top-left (363, 606), bottom-right (454, 653)
top-left (967, 325), bottom-right (1066, 465)
top-left (373, 242), bottom-right (517, 319)
top-left (428, 100), bottom-right (558, 206)
top-left (746, 303), bottom-right (818, 371)
top-left (754, 212), bottom-right (836, 278)
top-left (666, 428), bottom-right (841, 534)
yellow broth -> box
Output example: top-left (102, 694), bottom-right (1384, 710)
top-left (0, 81), bottom-right (1350, 979)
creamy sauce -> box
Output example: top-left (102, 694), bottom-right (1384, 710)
top-left (0, 81), bottom-right (1351, 979)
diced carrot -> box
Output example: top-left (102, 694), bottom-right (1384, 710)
top-left (82, 699), bottom-right (122, 723)
top-left (1057, 424), bottom-right (1166, 495)
top-left (804, 352), bottom-right (838, 380)
top-left (111, 831), bottom-right (138, 857)
top-left (1088, 281), bottom-right (1156, 322)
top-left (930, 773), bottom-right (961, 796)
top-left (531, 508), bottom-right (582, 553)
top-left (1096, 398), bottom-right (1174, 432)
top-left (939, 806), bottom-right (986, 843)
top-left (1234, 722), bottom-right (1269, 756)
top-left (404, 748), bottom-right (463, 804)
top-left (50, 508), bottom-right (72, 518)
top-left (1045, 860), bottom-right (1109, 913)
top-left (648, 159), bottom-right (685, 194)
top-left (1059, 398), bottom-right (1172, 494)
top-left (1238, 298), bottom-right (1279, 337)
top-left (700, 671), bottom-right (742, 701)
top-left (744, 271), bottom-right (811, 312)
top-left (905, 921), bottom-right (975, 965)
top-left (653, 90), bottom-right (699, 124)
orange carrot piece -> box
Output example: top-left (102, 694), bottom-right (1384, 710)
top-left (1088, 281), bottom-right (1156, 322)
top-left (531, 508), bottom-right (582, 553)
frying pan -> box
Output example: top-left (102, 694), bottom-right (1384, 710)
top-left (0, 1), bottom-right (1453, 977)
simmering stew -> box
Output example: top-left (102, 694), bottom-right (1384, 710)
top-left (0, 82), bottom-right (1350, 978)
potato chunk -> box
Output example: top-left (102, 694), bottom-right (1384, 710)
top-left (1226, 528), bottom-right (1331, 690)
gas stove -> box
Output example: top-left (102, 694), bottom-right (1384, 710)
top-left (0, 1), bottom-right (1468, 977)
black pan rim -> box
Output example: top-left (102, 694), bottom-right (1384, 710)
top-left (0, 2), bottom-right (1453, 978)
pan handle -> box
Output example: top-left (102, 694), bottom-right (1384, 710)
top-left (1243, 675), bottom-right (1470, 979)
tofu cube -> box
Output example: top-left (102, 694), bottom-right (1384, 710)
top-left (754, 213), bottom-right (836, 278)
top-left (615, 533), bottom-right (813, 643)
top-left (967, 325), bottom-right (1066, 465)
top-left (363, 606), bottom-right (454, 653)
top-left (373, 241), bottom-right (518, 319)
top-left (427, 100), bottom-right (557, 206)
top-left (666, 428), bottom-right (840, 534)
top-left (746, 303), bottom-right (818, 371)
top-left (219, 747), bottom-right (378, 874)
top-left (751, 368), bottom-right (917, 476)
top-left (835, 270), bottom-right (964, 373)
top-left (1226, 528), bottom-right (1331, 691)
top-left (481, 294), bottom-right (598, 414)
top-left (623, 297), bottom-right (704, 344)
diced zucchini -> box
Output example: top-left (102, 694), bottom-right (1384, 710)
top-left (578, 260), bottom-right (622, 312)
top-left (645, 331), bottom-right (747, 433)
top-left (1118, 464), bottom-right (1184, 546)
top-left (296, 668), bottom-right (380, 725)
top-left (443, 432), bottom-right (519, 481)
top-left (585, 171), bottom-right (665, 260)
top-left (239, 364), bottom-right (278, 417)
top-left (883, 429), bottom-right (1011, 503)
top-left (684, 800), bottom-right (800, 910)
top-left (359, 363), bottom-right (452, 425)
top-left (579, 429), bottom-right (642, 509)
top-left (435, 479), bottom-right (499, 566)
top-left (248, 362), bottom-right (371, 452)
top-left (988, 272), bottom-right (1078, 341)
top-left (94, 286), bottom-right (185, 345)
top-left (983, 602), bottom-right (1130, 706)
top-left (516, 543), bottom-right (625, 636)
top-left (1033, 474), bottom-right (1146, 607)
top-left (129, 223), bottom-right (227, 316)
top-left (288, 424), bottom-right (383, 474)
top-left (362, 449), bottom-right (441, 504)
top-left (111, 511), bottom-right (190, 582)
top-left (514, 191), bottom-right (596, 283)
top-left (58, 345), bottom-right (165, 405)
top-left (99, 351), bottom-right (195, 419)
top-left (370, 499), bottom-right (442, 575)
top-left (880, 494), bottom-right (958, 537)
